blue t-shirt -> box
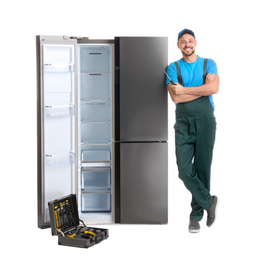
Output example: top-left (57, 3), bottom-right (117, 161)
top-left (166, 57), bottom-right (218, 110)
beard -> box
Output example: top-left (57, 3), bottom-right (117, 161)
top-left (182, 48), bottom-right (195, 57)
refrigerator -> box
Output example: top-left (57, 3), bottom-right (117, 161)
top-left (37, 35), bottom-right (168, 228)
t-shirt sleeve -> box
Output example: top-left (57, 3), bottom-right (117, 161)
top-left (207, 59), bottom-right (218, 76)
top-left (166, 63), bottom-right (178, 85)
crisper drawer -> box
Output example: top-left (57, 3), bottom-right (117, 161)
top-left (81, 193), bottom-right (111, 213)
top-left (81, 168), bottom-right (111, 191)
top-left (79, 46), bottom-right (111, 73)
top-left (81, 102), bottom-right (111, 123)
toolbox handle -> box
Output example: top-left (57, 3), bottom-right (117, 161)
top-left (57, 229), bottom-right (65, 237)
top-left (95, 234), bottom-right (103, 244)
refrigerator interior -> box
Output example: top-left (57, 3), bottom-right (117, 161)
top-left (41, 43), bottom-right (76, 223)
top-left (77, 44), bottom-right (114, 223)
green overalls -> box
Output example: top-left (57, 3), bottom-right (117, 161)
top-left (174, 66), bottom-right (216, 221)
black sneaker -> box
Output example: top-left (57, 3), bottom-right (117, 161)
top-left (189, 219), bottom-right (200, 233)
top-left (206, 196), bottom-right (218, 227)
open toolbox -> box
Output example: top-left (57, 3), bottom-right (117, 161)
top-left (48, 194), bottom-right (109, 248)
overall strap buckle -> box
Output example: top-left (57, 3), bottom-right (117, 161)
top-left (174, 61), bottom-right (183, 85)
top-left (203, 58), bottom-right (208, 84)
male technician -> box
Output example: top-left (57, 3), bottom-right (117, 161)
top-left (166, 29), bottom-right (219, 233)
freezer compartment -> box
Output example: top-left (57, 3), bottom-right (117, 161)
top-left (45, 105), bottom-right (75, 117)
top-left (115, 142), bottom-right (168, 224)
top-left (81, 102), bottom-right (111, 122)
top-left (81, 123), bottom-right (111, 145)
top-left (81, 168), bottom-right (111, 191)
top-left (45, 152), bottom-right (75, 166)
top-left (79, 45), bottom-right (111, 73)
top-left (81, 193), bottom-right (111, 213)
top-left (80, 73), bottom-right (111, 101)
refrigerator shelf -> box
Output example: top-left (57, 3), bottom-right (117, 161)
top-left (81, 122), bottom-right (111, 124)
top-left (45, 105), bottom-right (75, 117)
top-left (79, 72), bottom-right (111, 75)
top-left (81, 189), bottom-right (111, 193)
top-left (81, 141), bottom-right (111, 145)
top-left (45, 152), bottom-right (75, 166)
top-left (81, 142), bottom-right (111, 146)
top-left (82, 161), bottom-right (110, 167)
top-left (81, 100), bottom-right (111, 102)
top-left (81, 100), bottom-right (111, 103)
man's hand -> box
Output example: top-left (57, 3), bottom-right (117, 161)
top-left (205, 73), bottom-right (216, 84)
top-left (170, 83), bottom-right (186, 95)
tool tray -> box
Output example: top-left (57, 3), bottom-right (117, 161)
top-left (48, 194), bottom-right (109, 248)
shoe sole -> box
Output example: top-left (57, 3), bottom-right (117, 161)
top-left (189, 228), bottom-right (200, 233)
top-left (207, 196), bottom-right (219, 227)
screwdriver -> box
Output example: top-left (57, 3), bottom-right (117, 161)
top-left (164, 71), bottom-right (176, 85)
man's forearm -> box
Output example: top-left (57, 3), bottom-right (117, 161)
top-left (167, 84), bottom-right (201, 104)
top-left (173, 94), bottom-right (201, 104)
top-left (184, 76), bottom-right (220, 96)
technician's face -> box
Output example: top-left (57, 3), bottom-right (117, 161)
top-left (177, 34), bottom-right (197, 57)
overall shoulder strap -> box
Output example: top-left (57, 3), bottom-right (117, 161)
top-left (203, 58), bottom-right (208, 84)
top-left (174, 61), bottom-right (183, 85)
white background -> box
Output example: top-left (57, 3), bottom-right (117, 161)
top-left (1, 0), bottom-right (252, 258)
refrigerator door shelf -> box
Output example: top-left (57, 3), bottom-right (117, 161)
top-left (44, 63), bottom-right (74, 73)
top-left (81, 192), bottom-right (111, 213)
top-left (45, 152), bottom-right (75, 167)
top-left (45, 105), bottom-right (75, 117)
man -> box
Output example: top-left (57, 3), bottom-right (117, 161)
top-left (166, 29), bottom-right (219, 233)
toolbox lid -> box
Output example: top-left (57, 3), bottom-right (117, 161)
top-left (48, 194), bottom-right (80, 236)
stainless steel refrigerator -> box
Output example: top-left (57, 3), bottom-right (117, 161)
top-left (37, 35), bottom-right (168, 228)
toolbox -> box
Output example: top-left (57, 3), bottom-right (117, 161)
top-left (48, 194), bottom-right (109, 248)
